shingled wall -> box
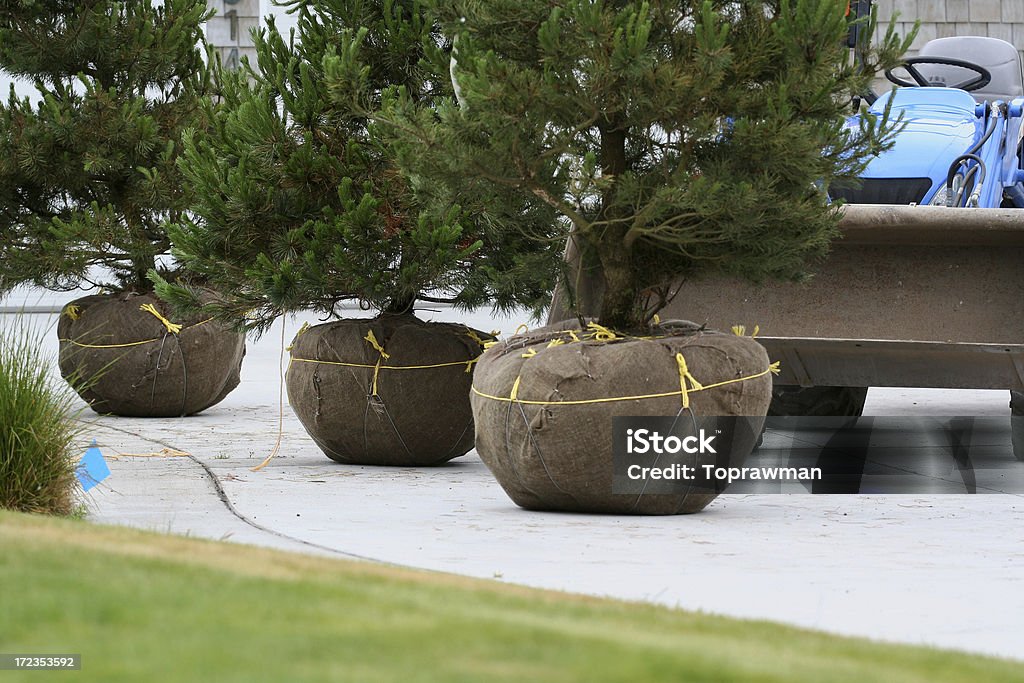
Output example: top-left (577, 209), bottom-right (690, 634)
top-left (874, 0), bottom-right (1024, 62)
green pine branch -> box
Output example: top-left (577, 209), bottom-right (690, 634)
top-left (383, 0), bottom-right (913, 329)
top-left (161, 0), bottom-right (562, 334)
top-left (0, 0), bottom-right (212, 295)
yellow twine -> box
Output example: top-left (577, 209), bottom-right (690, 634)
top-left (521, 348), bottom-right (537, 359)
top-left (139, 305), bottom-right (183, 335)
top-left (514, 324), bottom-right (529, 334)
top-left (58, 319), bottom-right (212, 349)
top-left (675, 353), bottom-right (705, 409)
top-left (63, 304), bottom-right (81, 320)
top-left (499, 324), bottom-right (661, 350)
top-left (472, 360), bottom-right (781, 407)
top-left (509, 376), bottom-right (522, 401)
top-left (362, 331), bottom-right (392, 396)
top-left (363, 330), bottom-right (391, 360)
top-left (586, 322), bottom-right (617, 341)
top-left (465, 329), bottom-right (492, 347)
top-left (652, 314), bottom-right (661, 325)
top-left (253, 322), bottom-right (288, 472)
top-left (285, 321), bottom-right (312, 351)
top-left (731, 324), bottom-right (760, 338)
top-left (290, 356), bottom-right (479, 373)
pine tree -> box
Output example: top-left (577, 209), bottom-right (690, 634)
top-left (383, 0), bottom-right (912, 330)
top-left (0, 1), bottom-right (211, 294)
top-left (156, 0), bottom-right (561, 333)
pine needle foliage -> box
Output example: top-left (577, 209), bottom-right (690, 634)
top-left (156, 0), bottom-right (562, 334)
top-left (382, 0), bottom-right (913, 330)
top-left (0, 0), bottom-right (212, 295)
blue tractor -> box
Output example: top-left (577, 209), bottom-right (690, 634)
top-left (824, 34), bottom-right (1024, 453)
top-left (835, 35), bottom-right (1024, 211)
top-left (662, 26), bottom-right (1024, 459)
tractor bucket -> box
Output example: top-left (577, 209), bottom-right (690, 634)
top-left (549, 204), bottom-right (1024, 391)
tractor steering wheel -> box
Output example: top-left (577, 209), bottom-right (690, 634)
top-left (885, 57), bottom-right (992, 92)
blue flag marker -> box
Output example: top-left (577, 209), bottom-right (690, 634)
top-left (76, 440), bottom-right (110, 492)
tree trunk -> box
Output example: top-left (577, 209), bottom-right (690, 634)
top-left (547, 232), bottom-right (605, 322)
top-left (549, 121), bottom-right (643, 330)
top-left (594, 122), bottom-right (641, 330)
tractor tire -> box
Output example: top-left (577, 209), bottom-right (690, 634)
top-left (768, 385), bottom-right (868, 417)
top-left (753, 385), bottom-right (867, 451)
top-left (1010, 391), bottom-right (1024, 462)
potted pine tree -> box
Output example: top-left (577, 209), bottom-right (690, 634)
top-left (0, 0), bottom-right (245, 417)
top-left (383, 0), bottom-right (909, 512)
top-left (156, 1), bottom-right (560, 465)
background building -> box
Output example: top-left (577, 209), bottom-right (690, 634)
top-left (205, 0), bottom-right (260, 70)
top-left (875, 0), bottom-right (1024, 62)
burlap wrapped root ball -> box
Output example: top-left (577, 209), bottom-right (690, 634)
top-left (285, 315), bottom-right (491, 466)
top-left (57, 292), bottom-right (245, 417)
top-left (470, 322), bottom-right (773, 515)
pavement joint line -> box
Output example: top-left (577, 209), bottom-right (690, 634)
top-left (85, 419), bottom-right (407, 567)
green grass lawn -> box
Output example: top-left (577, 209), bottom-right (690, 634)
top-left (0, 511), bottom-right (1020, 683)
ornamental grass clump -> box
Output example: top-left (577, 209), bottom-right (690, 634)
top-left (157, 0), bottom-right (561, 465)
top-left (0, 317), bottom-right (82, 515)
top-left (381, 0), bottom-right (911, 513)
top-left (0, 1), bottom-right (245, 417)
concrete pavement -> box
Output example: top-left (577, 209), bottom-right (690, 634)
top-left (5, 308), bottom-right (1024, 662)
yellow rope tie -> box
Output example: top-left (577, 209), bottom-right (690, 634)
top-left (465, 329), bottom-right (493, 347)
top-left (473, 361), bottom-right (781, 406)
top-left (675, 353), bottom-right (704, 410)
top-left (139, 303), bottom-right (182, 335)
top-left (510, 376), bottom-right (522, 401)
top-left (586, 322), bottom-right (617, 341)
top-left (363, 330), bottom-right (390, 360)
top-left (286, 322), bottom-right (312, 351)
top-left (58, 317), bottom-right (213, 349)
top-left (289, 357), bottom-right (480, 371)
top-left (731, 324), bottom-right (760, 338)
top-left (363, 330), bottom-right (390, 397)
top-left (253, 321), bottom-right (288, 472)
top-left (652, 314), bottom-right (661, 325)
top-left (495, 325), bottom-right (681, 354)
top-left (63, 304), bottom-right (81, 320)
top-left (521, 348), bottom-right (537, 359)
top-left (514, 323), bottom-right (529, 334)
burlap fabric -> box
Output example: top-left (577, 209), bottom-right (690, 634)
top-left (470, 320), bottom-right (773, 515)
top-left (57, 292), bottom-right (245, 417)
top-left (286, 315), bottom-right (490, 466)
